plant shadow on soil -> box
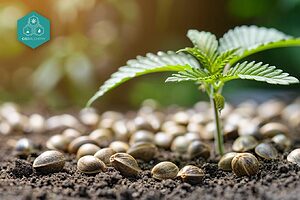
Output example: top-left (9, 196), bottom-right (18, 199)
top-left (1, 133), bottom-right (300, 200)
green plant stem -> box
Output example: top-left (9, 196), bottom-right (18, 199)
top-left (210, 95), bottom-right (225, 155)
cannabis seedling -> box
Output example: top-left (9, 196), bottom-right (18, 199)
top-left (88, 26), bottom-right (300, 155)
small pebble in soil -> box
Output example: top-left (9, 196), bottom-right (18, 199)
top-left (187, 140), bottom-right (210, 159)
top-left (231, 153), bottom-right (259, 177)
top-left (46, 134), bottom-right (69, 152)
top-left (154, 132), bottom-right (173, 149)
top-left (109, 141), bottom-right (129, 153)
top-left (14, 138), bottom-right (36, 157)
top-left (162, 122), bottom-right (186, 138)
top-left (33, 150), bottom-right (65, 173)
top-left (201, 122), bottom-right (215, 140)
top-left (46, 114), bottom-right (83, 132)
top-left (76, 143), bottom-right (100, 159)
top-left (171, 135), bottom-right (190, 154)
top-left (172, 111), bottom-right (189, 125)
top-left (287, 148), bottom-right (300, 165)
top-left (255, 143), bottom-right (278, 160)
top-left (271, 134), bottom-right (292, 151)
top-left (79, 107), bottom-right (100, 128)
top-left (133, 116), bottom-right (154, 131)
top-left (28, 113), bottom-right (45, 133)
top-left (68, 136), bottom-right (98, 154)
top-left (110, 153), bottom-right (141, 177)
top-left (127, 142), bottom-right (157, 161)
top-left (112, 120), bottom-right (130, 141)
top-left (223, 123), bottom-right (239, 140)
top-left (185, 132), bottom-right (201, 143)
top-left (257, 99), bottom-right (284, 120)
top-left (237, 119), bottom-right (259, 137)
top-left (278, 165), bottom-right (289, 173)
top-left (187, 122), bottom-right (204, 134)
top-left (100, 111), bottom-right (123, 128)
top-left (259, 122), bottom-right (289, 138)
top-left (218, 152), bottom-right (238, 171)
top-left (94, 148), bottom-right (116, 166)
top-left (129, 130), bottom-right (155, 145)
top-left (151, 161), bottom-right (179, 180)
top-left (89, 128), bottom-right (113, 147)
top-left (177, 165), bottom-right (204, 184)
top-left (77, 155), bottom-right (107, 174)
top-left (232, 135), bottom-right (258, 152)
top-left (62, 128), bottom-right (82, 143)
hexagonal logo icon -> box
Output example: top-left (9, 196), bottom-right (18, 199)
top-left (17, 11), bottom-right (50, 49)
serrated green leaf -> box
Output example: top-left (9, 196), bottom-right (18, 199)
top-left (222, 61), bottom-right (299, 85)
top-left (89, 26), bottom-right (300, 108)
top-left (165, 76), bottom-right (194, 83)
top-left (178, 47), bottom-right (213, 70)
top-left (218, 25), bottom-right (291, 54)
top-left (211, 48), bottom-right (239, 73)
top-left (165, 68), bottom-right (211, 83)
top-left (230, 38), bottom-right (300, 65)
top-left (214, 93), bottom-right (225, 111)
top-left (87, 51), bottom-right (200, 106)
top-left (218, 26), bottom-right (300, 65)
top-left (187, 30), bottom-right (218, 59)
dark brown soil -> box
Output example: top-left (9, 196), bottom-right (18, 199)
top-left (1, 133), bottom-right (300, 200)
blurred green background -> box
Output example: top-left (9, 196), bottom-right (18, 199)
top-left (0, 0), bottom-right (299, 110)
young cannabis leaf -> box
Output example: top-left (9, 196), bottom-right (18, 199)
top-left (88, 25), bottom-right (300, 155)
top-left (87, 51), bottom-right (200, 105)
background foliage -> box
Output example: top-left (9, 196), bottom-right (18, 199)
top-left (0, 0), bottom-right (299, 110)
